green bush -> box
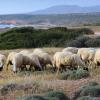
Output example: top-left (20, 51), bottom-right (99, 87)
top-left (59, 69), bottom-right (89, 80)
top-left (17, 96), bottom-right (46, 100)
top-left (73, 82), bottom-right (100, 99)
top-left (66, 40), bottom-right (82, 47)
top-left (87, 81), bottom-right (99, 86)
top-left (80, 85), bottom-right (100, 97)
top-left (44, 91), bottom-right (70, 100)
top-left (77, 96), bottom-right (100, 100)
top-left (85, 39), bottom-right (100, 47)
top-left (66, 36), bottom-right (90, 47)
top-left (0, 27), bottom-right (93, 49)
top-left (17, 91), bottom-right (69, 100)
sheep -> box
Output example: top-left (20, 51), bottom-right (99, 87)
top-left (62, 47), bottom-right (78, 54)
top-left (71, 54), bottom-right (86, 69)
top-left (19, 50), bottom-right (42, 71)
top-left (33, 50), bottom-right (53, 70)
top-left (19, 50), bottom-right (30, 56)
top-left (53, 52), bottom-right (86, 74)
top-left (11, 53), bottom-right (23, 72)
top-left (77, 48), bottom-right (96, 64)
top-left (6, 52), bottom-right (42, 72)
top-left (94, 49), bottom-right (100, 67)
top-left (27, 53), bottom-right (42, 71)
top-left (33, 48), bottom-right (45, 54)
top-left (6, 52), bottom-right (17, 70)
top-left (0, 54), bottom-right (6, 71)
top-left (19, 50), bottom-right (31, 70)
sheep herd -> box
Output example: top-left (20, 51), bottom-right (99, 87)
top-left (0, 47), bottom-right (100, 73)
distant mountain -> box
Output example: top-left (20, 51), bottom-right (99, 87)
top-left (30, 5), bottom-right (100, 14)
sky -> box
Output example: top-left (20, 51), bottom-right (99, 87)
top-left (0, 0), bottom-right (100, 14)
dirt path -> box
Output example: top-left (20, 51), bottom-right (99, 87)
top-left (42, 78), bottom-right (90, 99)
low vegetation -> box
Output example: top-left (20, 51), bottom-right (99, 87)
top-left (0, 27), bottom-right (94, 49)
top-left (73, 81), bottom-right (100, 100)
top-left (67, 36), bottom-right (100, 47)
top-left (58, 69), bottom-right (89, 80)
top-left (17, 91), bottom-right (69, 100)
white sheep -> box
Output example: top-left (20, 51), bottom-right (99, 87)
top-left (53, 52), bottom-right (86, 74)
top-left (6, 52), bottom-right (17, 70)
top-left (19, 50), bottom-right (30, 56)
top-left (77, 48), bottom-right (96, 64)
top-left (6, 51), bottom-right (42, 72)
top-left (0, 54), bottom-right (6, 71)
top-left (17, 51), bottom-right (42, 71)
top-left (33, 51), bottom-right (53, 70)
top-left (33, 48), bottom-right (45, 54)
top-left (27, 53), bottom-right (42, 71)
top-left (11, 53), bottom-right (23, 72)
top-left (62, 47), bottom-right (78, 54)
top-left (94, 49), bottom-right (100, 67)
top-left (19, 50), bottom-right (42, 71)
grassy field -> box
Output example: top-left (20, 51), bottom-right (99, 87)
top-left (0, 27), bottom-right (99, 100)
top-left (0, 48), bottom-right (100, 100)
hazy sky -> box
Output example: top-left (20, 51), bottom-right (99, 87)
top-left (0, 0), bottom-right (100, 14)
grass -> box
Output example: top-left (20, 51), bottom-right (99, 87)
top-left (0, 48), bottom-right (100, 100)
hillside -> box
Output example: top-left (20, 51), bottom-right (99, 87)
top-left (0, 13), bottom-right (100, 26)
top-left (30, 5), bottom-right (100, 14)
top-left (0, 27), bottom-right (94, 49)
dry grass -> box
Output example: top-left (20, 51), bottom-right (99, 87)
top-left (0, 47), bottom-right (100, 100)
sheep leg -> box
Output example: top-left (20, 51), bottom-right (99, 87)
top-left (56, 65), bottom-right (60, 76)
top-left (6, 63), bottom-right (9, 70)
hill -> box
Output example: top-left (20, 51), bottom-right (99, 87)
top-left (0, 27), bottom-right (93, 49)
top-left (30, 5), bottom-right (100, 14)
top-left (0, 13), bottom-right (100, 27)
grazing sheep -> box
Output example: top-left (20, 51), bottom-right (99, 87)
top-left (94, 49), bottom-right (100, 67)
top-left (27, 53), bottom-right (42, 71)
top-left (62, 47), bottom-right (78, 54)
top-left (12, 53), bottom-right (24, 72)
top-left (20, 50), bottom-right (42, 71)
top-left (33, 50), bottom-right (52, 70)
top-left (33, 48), bottom-right (45, 54)
top-left (77, 48), bottom-right (96, 64)
top-left (18, 51), bottom-right (42, 71)
top-left (53, 52), bottom-right (86, 74)
top-left (71, 54), bottom-right (86, 69)
top-left (6, 52), bottom-right (17, 70)
top-left (6, 51), bottom-right (42, 72)
top-left (19, 50), bottom-right (31, 70)
top-left (19, 50), bottom-right (30, 56)
top-left (0, 54), bottom-right (6, 71)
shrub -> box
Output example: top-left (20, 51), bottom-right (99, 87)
top-left (77, 96), bottom-right (100, 100)
top-left (66, 40), bottom-right (82, 47)
top-left (17, 96), bottom-right (46, 100)
top-left (87, 81), bottom-right (99, 86)
top-left (44, 91), bottom-right (70, 100)
top-left (17, 91), bottom-right (70, 100)
top-left (0, 27), bottom-right (93, 49)
top-left (73, 82), bottom-right (100, 99)
top-left (73, 69), bottom-right (89, 79)
top-left (66, 36), bottom-right (90, 47)
top-left (80, 85), bottom-right (100, 97)
top-left (59, 69), bottom-right (89, 80)
top-left (85, 38), bottom-right (100, 47)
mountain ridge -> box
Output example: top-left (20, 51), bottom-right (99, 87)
top-left (29, 5), bottom-right (100, 15)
